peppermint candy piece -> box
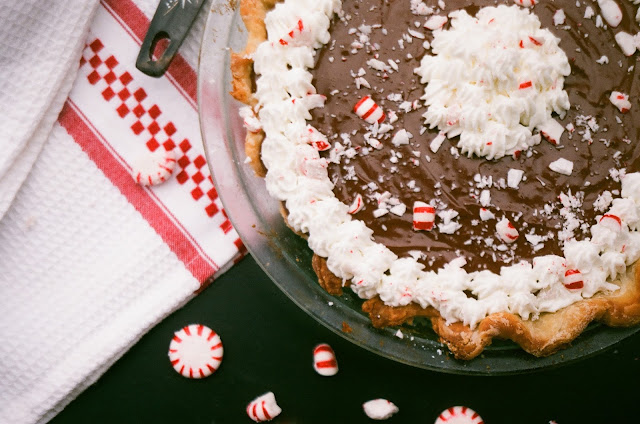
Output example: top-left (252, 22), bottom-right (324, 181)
top-left (548, 158), bottom-right (574, 176)
top-left (247, 392), bottom-right (282, 422)
top-left (133, 147), bottom-right (177, 186)
top-left (553, 9), bottom-right (566, 25)
top-left (479, 208), bottom-right (495, 221)
top-left (304, 125), bottom-right (331, 151)
top-left (597, 0), bottom-right (623, 27)
top-left (424, 15), bottom-right (448, 30)
top-left (609, 91), bottom-right (632, 113)
top-left (354, 95), bottom-right (385, 124)
top-left (348, 194), bottom-right (364, 214)
top-left (496, 218), bottom-right (519, 243)
top-left (537, 118), bottom-right (565, 145)
top-left (413, 201), bottom-right (436, 231)
top-left (313, 343), bottom-right (339, 376)
top-left (600, 214), bottom-right (622, 232)
top-left (435, 406), bottom-right (484, 424)
top-left (564, 269), bottom-right (584, 290)
top-left (615, 31), bottom-right (638, 56)
top-left (513, 0), bottom-right (537, 7)
top-left (168, 324), bottom-right (223, 379)
top-left (362, 399), bottom-right (399, 420)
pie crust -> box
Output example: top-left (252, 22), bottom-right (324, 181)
top-left (230, 0), bottom-right (640, 360)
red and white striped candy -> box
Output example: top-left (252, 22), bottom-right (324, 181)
top-left (313, 343), bottom-right (339, 376)
top-left (304, 126), bottom-right (331, 151)
top-left (564, 269), bottom-right (584, 290)
top-left (354, 95), bottom-right (385, 124)
top-left (348, 194), bottom-right (364, 214)
top-left (600, 214), bottom-right (622, 231)
top-left (597, 0), bottom-right (622, 27)
top-left (609, 91), bottom-right (632, 113)
top-left (168, 324), bottom-right (223, 379)
top-left (513, 0), bottom-right (536, 7)
top-left (496, 218), bottom-right (519, 243)
top-left (413, 201), bottom-right (435, 231)
top-left (133, 147), bottom-right (177, 186)
top-left (434, 406), bottom-right (484, 424)
top-left (246, 392), bottom-right (282, 423)
top-left (363, 399), bottom-right (399, 420)
top-left (538, 118), bottom-right (564, 145)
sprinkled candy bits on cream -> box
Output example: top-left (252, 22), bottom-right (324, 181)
top-left (247, 0), bottom-right (640, 329)
top-left (415, 5), bottom-right (571, 160)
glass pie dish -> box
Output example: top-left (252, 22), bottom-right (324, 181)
top-left (197, 0), bottom-right (640, 375)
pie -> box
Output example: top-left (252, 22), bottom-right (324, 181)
top-left (230, 0), bottom-right (640, 359)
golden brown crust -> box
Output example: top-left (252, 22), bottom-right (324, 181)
top-left (229, 0), bottom-right (277, 176)
top-left (360, 261), bottom-right (640, 360)
top-left (312, 255), bottom-right (346, 296)
top-left (231, 0), bottom-right (640, 360)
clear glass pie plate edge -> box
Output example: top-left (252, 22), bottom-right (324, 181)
top-left (197, 0), bottom-right (640, 375)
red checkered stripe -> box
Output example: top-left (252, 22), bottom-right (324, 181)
top-left (80, 38), bottom-right (238, 244)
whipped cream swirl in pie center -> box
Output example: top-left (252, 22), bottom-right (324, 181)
top-left (416, 5), bottom-right (571, 159)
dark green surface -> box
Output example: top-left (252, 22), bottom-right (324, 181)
top-left (51, 256), bottom-right (640, 424)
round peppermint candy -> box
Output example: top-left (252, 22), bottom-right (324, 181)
top-left (133, 147), bottom-right (177, 186)
top-left (434, 406), bottom-right (484, 424)
top-left (168, 324), bottom-right (223, 379)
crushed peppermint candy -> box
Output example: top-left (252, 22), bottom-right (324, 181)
top-left (437, 209), bottom-right (462, 234)
top-left (391, 129), bottom-right (413, 147)
top-left (538, 119), bottom-right (565, 145)
top-left (429, 132), bottom-right (446, 153)
top-left (513, 0), bottom-right (537, 7)
top-left (615, 32), bottom-right (638, 56)
top-left (597, 0), bottom-right (623, 27)
top-left (553, 9), bottom-right (566, 25)
top-left (496, 218), bottom-right (519, 243)
top-left (548, 158), bottom-right (574, 176)
top-left (507, 169), bottom-right (525, 189)
top-left (424, 15), bottom-right (448, 30)
top-left (609, 91), bottom-right (632, 113)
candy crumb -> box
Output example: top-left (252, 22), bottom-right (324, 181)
top-left (363, 399), bottom-right (399, 420)
top-left (549, 158), bottom-right (574, 176)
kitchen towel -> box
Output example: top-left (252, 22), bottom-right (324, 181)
top-left (0, 0), bottom-right (244, 423)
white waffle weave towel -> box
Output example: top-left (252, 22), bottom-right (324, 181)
top-left (0, 1), bottom-right (242, 423)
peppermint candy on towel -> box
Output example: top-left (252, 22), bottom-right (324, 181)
top-left (434, 406), bottom-right (484, 424)
top-left (132, 147), bottom-right (177, 186)
top-left (247, 392), bottom-right (282, 422)
top-left (168, 324), bottom-right (223, 379)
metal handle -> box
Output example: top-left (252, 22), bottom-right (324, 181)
top-left (136, 0), bottom-right (206, 77)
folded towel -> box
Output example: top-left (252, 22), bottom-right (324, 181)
top-left (0, 1), bottom-right (243, 422)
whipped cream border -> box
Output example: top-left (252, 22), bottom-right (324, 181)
top-left (247, 0), bottom-right (640, 327)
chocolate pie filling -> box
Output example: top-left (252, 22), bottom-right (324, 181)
top-left (309, 0), bottom-right (639, 273)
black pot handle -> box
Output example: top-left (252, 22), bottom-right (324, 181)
top-left (136, 0), bottom-right (206, 77)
